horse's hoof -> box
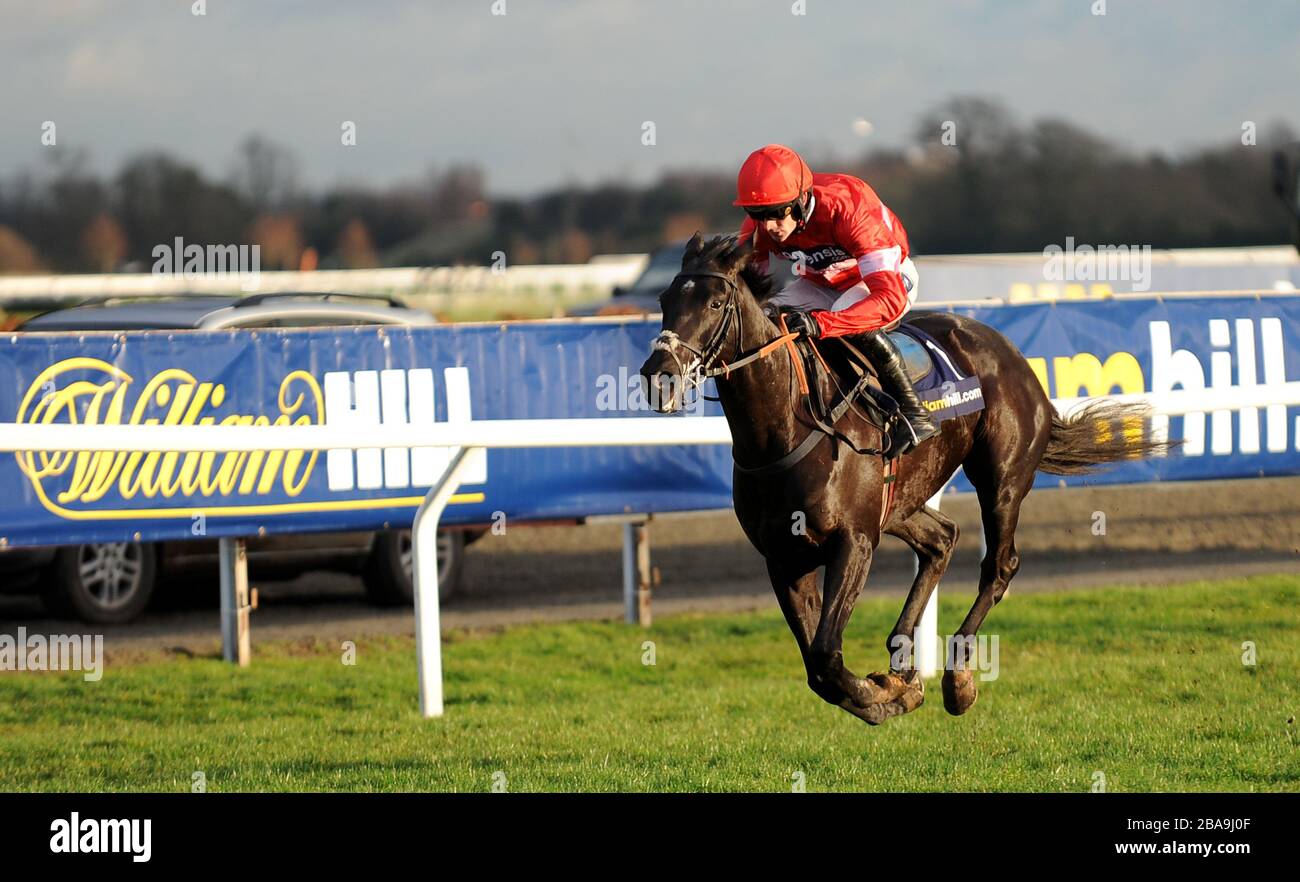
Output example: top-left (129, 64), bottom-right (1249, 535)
top-left (942, 669), bottom-right (978, 716)
top-left (862, 701), bottom-right (899, 725)
top-left (856, 675), bottom-right (925, 725)
top-left (898, 680), bottom-right (925, 713)
top-left (864, 671), bottom-right (911, 703)
top-left (898, 668), bottom-right (925, 698)
top-left (864, 690), bottom-right (925, 725)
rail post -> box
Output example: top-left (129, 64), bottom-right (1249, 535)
top-left (913, 486), bottom-right (946, 679)
top-left (218, 537), bottom-right (252, 666)
top-left (411, 445), bottom-right (487, 719)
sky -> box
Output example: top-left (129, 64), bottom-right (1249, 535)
top-left (1, 0), bottom-right (1297, 197)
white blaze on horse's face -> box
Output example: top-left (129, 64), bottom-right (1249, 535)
top-left (647, 330), bottom-right (698, 413)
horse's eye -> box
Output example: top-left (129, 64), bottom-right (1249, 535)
top-left (709, 300), bottom-right (723, 310)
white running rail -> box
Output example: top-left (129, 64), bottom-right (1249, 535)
top-left (2, 380), bottom-right (1299, 717)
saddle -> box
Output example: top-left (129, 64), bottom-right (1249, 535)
top-left (741, 316), bottom-right (985, 475)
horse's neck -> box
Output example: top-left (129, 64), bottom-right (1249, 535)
top-left (714, 299), bottom-right (802, 468)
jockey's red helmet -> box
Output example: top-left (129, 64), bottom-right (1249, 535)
top-left (733, 144), bottom-right (813, 207)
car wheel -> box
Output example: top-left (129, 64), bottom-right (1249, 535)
top-left (42, 542), bottom-right (158, 624)
top-left (362, 529), bottom-right (463, 606)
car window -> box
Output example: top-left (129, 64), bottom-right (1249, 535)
top-left (225, 317), bottom-right (390, 329)
top-left (201, 306), bottom-right (433, 330)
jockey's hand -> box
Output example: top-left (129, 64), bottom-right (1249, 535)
top-left (781, 310), bottom-right (821, 339)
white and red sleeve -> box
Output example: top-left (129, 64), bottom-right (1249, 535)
top-left (811, 203), bottom-right (909, 337)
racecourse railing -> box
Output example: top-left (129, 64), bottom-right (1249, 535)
top-left (0, 260), bottom-right (648, 305)
top-left (0, 245), bottom-right (1289, 305)
top-left (2, 378), bottom-right (1299, 717)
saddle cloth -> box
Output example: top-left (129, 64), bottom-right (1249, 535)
top-left (884, 323), bottom-right (986, 424)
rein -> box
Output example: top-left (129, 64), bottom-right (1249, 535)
top-left (655, 270), bottom-right (894, 479)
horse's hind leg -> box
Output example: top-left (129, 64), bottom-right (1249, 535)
top-left (883, 505), bottom-right (960, 674)
top-left (945, 442), bottom-right (1036, 715)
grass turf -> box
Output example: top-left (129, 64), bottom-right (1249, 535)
top-left (1, 574), bottom-right (1296, 792)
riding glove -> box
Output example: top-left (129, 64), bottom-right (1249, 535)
top-left (781, 310), bottom-right (821, 339)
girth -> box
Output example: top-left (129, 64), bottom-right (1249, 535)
top-left (731, 318), bottom-right (896, 478)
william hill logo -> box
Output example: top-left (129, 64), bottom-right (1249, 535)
top-left (13, 359), bottom-right (483, 520)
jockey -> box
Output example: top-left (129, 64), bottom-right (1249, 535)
top-left (735, 143), bottom-right (939, 453)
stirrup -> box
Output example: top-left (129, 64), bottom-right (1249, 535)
top-left (905, 412), bottom-right (940, 444)
top-left (889, 410), bottom-right (937, 457)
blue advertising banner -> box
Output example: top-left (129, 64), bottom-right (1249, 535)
top-left (0, 293), bottom-right (1297, 546)
top-left (965, 295), bottom-right (1300, 489)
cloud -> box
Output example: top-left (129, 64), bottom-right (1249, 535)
top-left (0, 0), bottom-right (1294, 195)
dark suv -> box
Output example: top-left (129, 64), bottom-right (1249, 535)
top-left (3, 292), bottom-right (469, 624)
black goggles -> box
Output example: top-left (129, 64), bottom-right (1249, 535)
top-left (743, 202), bottom-right (794, 221)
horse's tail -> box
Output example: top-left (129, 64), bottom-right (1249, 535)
top-left (1037, 399), bottom-right (1178, 476)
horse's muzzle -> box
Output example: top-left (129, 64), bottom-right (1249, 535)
top-left (639, 353), bottom-right (683, 413)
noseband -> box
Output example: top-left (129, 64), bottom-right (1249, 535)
top-left (650, 270), bottom-right (801, 407)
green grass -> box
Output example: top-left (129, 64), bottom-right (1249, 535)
top-left (2, 574), bottom-right (1297, 792)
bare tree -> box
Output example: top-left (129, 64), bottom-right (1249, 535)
top-left (231, 135), bottom-right (300, 213)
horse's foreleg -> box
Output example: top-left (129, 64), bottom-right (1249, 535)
top-left (809, 534), bottom-right (920, 725)
top-left (766, 556), bottom-right (822, 674)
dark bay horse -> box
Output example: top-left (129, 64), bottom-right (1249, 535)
top-left (639, 234), bottom-right (1170, 725)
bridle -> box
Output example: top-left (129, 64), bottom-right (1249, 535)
top-left (649, 269), bottom-right (797, 407)
top-left (649, 266), bottom-right (896, 485)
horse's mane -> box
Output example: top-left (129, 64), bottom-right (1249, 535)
top-left (687, 234), bottom-right (775, 304)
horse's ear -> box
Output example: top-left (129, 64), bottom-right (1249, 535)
top-left (682, 231), bottom-right (705, 265)
top-left (721, 234), bottom-right (754, 273)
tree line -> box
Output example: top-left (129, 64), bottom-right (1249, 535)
top-left (0, 97), bottom-right (1294, 275)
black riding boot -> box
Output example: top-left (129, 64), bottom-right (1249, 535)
top-left (857, 329), bottom-right (940, 455)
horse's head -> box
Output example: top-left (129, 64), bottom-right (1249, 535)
top-left (639, 232), bottom-right (761, 413)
